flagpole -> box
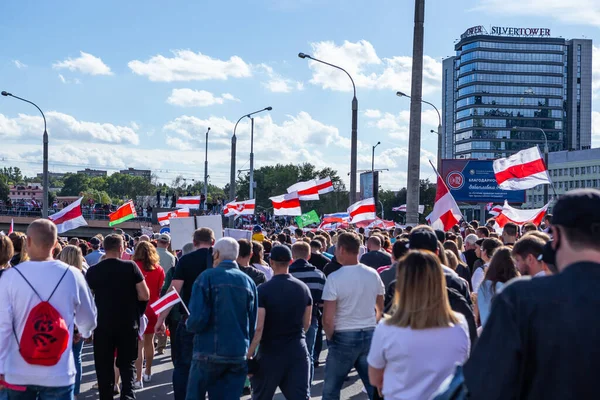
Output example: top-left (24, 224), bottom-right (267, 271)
top-left (173, 286), bottom-right (190, 316)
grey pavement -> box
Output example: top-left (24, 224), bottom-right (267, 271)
top-left (78, 343), bottom-right (369, 399)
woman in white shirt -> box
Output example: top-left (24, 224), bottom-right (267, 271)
top-left (477, 247), bottom-right (519, 326)
top-left (367, 250), bottom-right (470, 400)
top-left (250, 240), bottom-right (273, 281)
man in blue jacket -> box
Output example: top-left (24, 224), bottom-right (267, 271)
top-left (185, 237), bottom-right (258, 400)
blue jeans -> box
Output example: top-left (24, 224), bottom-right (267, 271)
top-left (7, 385), bottom-right (74, 400)
top-left (72, 340), bottom-right (84, 395)
top-left (185, 358), bottom-right (247, 400)
top-left (173, 320), bottom-right (195, 400)
top-left (322, 329), bottom-right (375, 400)
top-left (305, 317), bottom-right (318, 384)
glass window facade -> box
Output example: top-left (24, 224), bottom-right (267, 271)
top-left (459, 62), bottom-right (563, 75)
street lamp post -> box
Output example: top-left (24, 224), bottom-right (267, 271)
top-left (299, 52), bottom-right (358, 205)
top-left (372, 141), bottom-right (380, 214)
top-left (512, 126), bottom-right (550, 205)
top-left (249, 117), bottom-right (255, 200)
top-left (396, 91), bottom-right (442, 172)
top-left (2, 91), bottom-right (49, 218)
top-left (203, 127), bottom-right (210, 211)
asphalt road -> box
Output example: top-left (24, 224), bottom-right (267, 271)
top-left (78, 343), bottom-right (369, 399)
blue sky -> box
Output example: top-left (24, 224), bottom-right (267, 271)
top-left (1, 0), bottom-right (598, 189)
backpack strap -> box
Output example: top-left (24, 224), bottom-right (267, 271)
top-left (12, 267), bottom-right (43, 301)
top-left (47, 268), bottom-right (70, 302)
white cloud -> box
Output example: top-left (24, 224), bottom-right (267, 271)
top-left (53, 51), bottom-right (113, 76)
top-left (58, 74), bottom-right (67, 84)
top-left (0, 112), bottom-right (139, 144)
top-left (258, 64), bottom-right (304, 93)
top-left (367, 109), bottom-right (440, 140)
top-left (364, 109), bottom-right (382, 118)
top-left (593, 46), bottom-right (600, 99)
top-left (474, 0), bottom-right (600, 27)
top-left (167, 89), bottom-right (239, 107)
top-left (13, 60), bottom-right (27, 69)
top-left (307, 40), bottom-right (442, 95)
top-left (128, 50), bottom-right (252, 82)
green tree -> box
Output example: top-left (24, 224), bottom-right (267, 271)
top-left (0, 175), bottom-right (9, 203)
top-left (379, 179), bottom-right (437, 224)
top-left (105, 173), bottom-right (154, 200)
top-left (82, 189), bottom-right (111, 205)
top-left (60, 173), bottom-right (90, 196)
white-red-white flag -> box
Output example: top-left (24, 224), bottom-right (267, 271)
top-left (316, 177), bottom-right (334, 195)
top-left (150, 289), bottom-right (183, 315)
top-left (224, 199), bottom-right (256, 217)
top-left (270, 192), bottom-right (302, 216)
top-left (48, 197), bottom-right (88, 234)
top-left (493, 146), bottom-right (551, 190)
top-left (287, 180), bottom-right (320, 201)
top-left (157, 208), bottom-right (190, 226)
top-left (8, 219), bottom-right (13, 235)
top-left (176, 196), bottom-right (201, 209)
top-left (392, 204), bottom-right (424, 214)
top-left (348, 198), bottom-right (376, 223)
top-left (494, 200), bottom-right (549, 231)
top-left (488, 205), bottom-right (503, 217)
top-left (426, 171), bottom-right (463, 232)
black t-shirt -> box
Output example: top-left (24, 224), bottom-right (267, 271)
top-left (360, 250), bottom-right (393, 269)
top-left (323, 260), bottom-right (342, 277)
top-left (309, 253), bottom-right (330, 271)
top-left (172, 247), bottom-right (213, 307)
top-left (86, 258), bottom-right (144, 331)
top-left (239, 264), bottom-right (267, 287)
top-left (258, 274), bottom-right (312, 354)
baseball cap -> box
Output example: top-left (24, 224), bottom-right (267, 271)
top-left (408, 228), bottom-right (438, 252)
top-left (158, 234), bottom-right (171, 242)
top-left (89, 237), bottom-right (101, 247)
top-left (269, 245), bottom-right (292, 262)
top-left (552, 189), bottom-right (600, 233)
top-left (475, 238), bottom-right (485, 246)
top-left (253, 225), bottom-right (263, 233)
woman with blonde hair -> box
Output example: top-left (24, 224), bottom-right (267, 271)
top-left (132, 241), bottom-right (165, 388)
top-left (59, 245), bottom-right (86, 398)
top-left (0, 235), bottom-right (14, 271)
top-left (368, 250), bottom-right (470, 400)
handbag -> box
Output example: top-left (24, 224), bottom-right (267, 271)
top-left (431, 365), bottom-right (469, 400)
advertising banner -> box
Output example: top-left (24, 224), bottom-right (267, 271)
top-left (441, 159), bottom-right (525, 204)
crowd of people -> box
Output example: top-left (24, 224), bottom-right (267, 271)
top-left (0, 188), bottom-right (598, 400)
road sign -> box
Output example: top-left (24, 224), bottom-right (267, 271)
top-left (159, 227), bottom-right (170, 235)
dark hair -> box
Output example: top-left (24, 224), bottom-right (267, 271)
top-left (78, 242), bottom-right (89, 256)
top-left (471, 221), bottom-right (479, 229)
top-left (443, 240), bottom-right (461, 260)
top-left (262, 240), bottom-right (272, 253)
top-left (512, 236), bottom-right (545, 260)
top-left (250, 241), bottom-right (265, 265)
top-left (544, 214), bottom-right (552, 223)
top-left (522, 222), bottom-right (537, 233)
top-left (237, 239), bottom-right (252, 258)
top-left (405, 226), bottom-right (412, 233)
top-left (484, 247), bottom-right (519, 295)
top-left (476, 227), bottom-right (490, 237)
top-left (193, 228), bottom-right (215, 244)
top-left (337, 233), bottom-right (361, 255)
top-left (310, 240), bottom-right (322, 250)
top-left (104, 234), bottom-right (123, 253)
top-left (504, 222), bottom-right (518, 237)
top-left (295, 228), bottom-right (303, 237)
top-left (277, 233), bottom-right (286, 243)
top-left (392, 239), bottom-right (409, 260)
top-left (482, 238), bottom-right (503, 259)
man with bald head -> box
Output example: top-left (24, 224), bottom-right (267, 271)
top-left (359, 235), bottom-right (392, 269)
top-left (0, 219), bottom-right (97, 398)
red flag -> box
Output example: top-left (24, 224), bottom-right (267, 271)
top-left (316, 177), bottom-right (334, 194)
top-left (157, 208), bottom-right (190, 226)
top-left (150, 289), bottom-right (184, 315)
top-left (493, 146), bottom-right (551, 190)
top-left (176, 196), bottom-right (201, 209)
top-left (426, 168), bottom-right (462, 232)
top-left (270, 192), bottom-right (302, 216)
top-left (8, 219), bottom-right (14, 235)
top-left (48, 197), bottom-right (87, 234)
top-left (494, 200), bottom-right (549, 229)
top-left (287, 180), bottom-right (320, 201)
top-left (347, 198), bottom-right (376, 223)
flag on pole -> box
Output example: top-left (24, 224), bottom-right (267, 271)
top-left (270, 192), bottom-right (302, 216)
top-left (426, 162), bottom-right (463, 232)
top-left (8, 219), bottom-right (14, 235)
top-left (224, 199), bottom-right (256, 217)
top-left (287, 180), bottom-right (320, 201)
top-left (157, 208), bottom-right (190, 226)
top-left (316, 177), bottom-right (334, 194)
top-left (109, 201), bottom-right (137, 227)
top-left (392, 204), bottom-right (425, 214)
top-left (295, 210), bottom-right (321, 228)
top-left (176, 196), bottom-right (201, 209)
top-left (48, 197), bottom-right (88, 234)
top-left (348, 198), bottom-right (376, 223)
top-left (488, 205), bottom-right (503, 217)
top-left (494, 200), bottom-right (549, 231)
top-left (150, 288), bottom-right (186, 315)
top-left (493, 146), bottom-right (551, 190)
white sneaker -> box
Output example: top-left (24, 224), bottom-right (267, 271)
top-left (143, 373), bottom-right (152, 382)
top-left (133, 381), bottom-right (143, 390)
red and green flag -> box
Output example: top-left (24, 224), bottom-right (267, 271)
top-left (109, 201), bottom-right (137, 226)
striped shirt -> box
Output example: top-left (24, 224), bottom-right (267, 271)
top-left (289, 259), bottom-right (327, 317)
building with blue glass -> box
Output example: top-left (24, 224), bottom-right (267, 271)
top-left (442, 25), bottom-right (592, 160)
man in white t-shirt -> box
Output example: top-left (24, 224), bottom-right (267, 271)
top-left (0, 219), bottom-right (97, 398)
top-left (321, 233), bottom-right (385, 400)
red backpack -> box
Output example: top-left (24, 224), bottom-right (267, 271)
top-left (12, 267), bottom-right (70, 366)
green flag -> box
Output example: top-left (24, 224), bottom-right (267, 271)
top-left (295, 210), bottom-right (321, 228)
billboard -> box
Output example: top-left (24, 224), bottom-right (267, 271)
top-left (441, 159), bottom-right (525, 204)
top-left (360, 171), bottom-right (379, 203)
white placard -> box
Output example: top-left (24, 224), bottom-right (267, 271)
top-left (224, 228), bottom-right (252, 241)
top-left (195, 215), bottom-right (223, 241)
top-left (169, 217), bottom-right (196, 250)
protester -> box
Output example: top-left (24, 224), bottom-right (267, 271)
top-left (0, 220), bottom-right (97, 399)
top-left (475, 227), bottom-right (489, 239)
top-left (250, 241), bottom-right (273, 281)
top-left (0, 235), bottom-right (14, 271)
top-left (502, 222), bottom-right (518, 246)
top-left (289, 241), bottom-right (327, 385)
top-left (471, 238), bottom-right (502, 293)
top-left (462, 234), bottom-right (479, 272)
top-left (155, 228), bottom-right (214, 400)
top-left (248, 245), bottom-right (312, 400)
top-left (368, 251), bottom-right (470, 400)
top-left (521, 222), bottom-right (538, 234)
top-left (132, 242), bottom-right (165, 388)
top-left (237, 239), bottom-right (267, 286)
top-left (59, 245), bottom-right (87, 399)
top-left (309, 240), bottom-right (330, 271)
top-left (156, 234), bottom-right (176, 274)
top-left (444, 240), bottom-right (472, 286)
top-left (86, 234), bottom-right (150, 399)
top-left (360, 236), bottom-right (393, 269)
top-left (463, 189), bottom-right (600, 398)
top-left (476, 247), bottom-right (519, 326)
top-left (185, 237), bottom-right (258, 400)
top-left (378, 239), bottom-right (409, 288)
top-left (321, 233), bottom-right (385, 400)
top-left (512, 235), bottom-right (548, 277)
top-left (8, 232), bottom-right (28, 266)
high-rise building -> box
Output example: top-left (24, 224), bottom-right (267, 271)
top-left (442, 25), bottom-right (592, 160)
